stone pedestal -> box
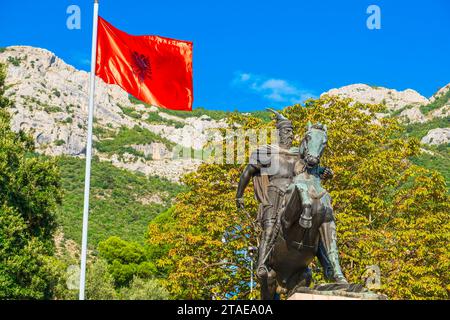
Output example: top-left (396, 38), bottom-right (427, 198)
top-left (287, 284), bottom-right (388, 300)
top-left (288, 292), bottom-right (361, 300)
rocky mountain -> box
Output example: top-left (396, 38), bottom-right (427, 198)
top-left (322, 83), bottom-right (450, 146)
top-left (428, 83), bottom-right (450, 118)
top-left (323, 83), bottom-right (429, 111)
top-left (0, 46), bottom-right (448, 183)
top-left (0, 46), bottom-right (228, 181)
top-left (421, 128), bottom-right (450, 146)
top-left (322, 83), bottom-right (449, 124)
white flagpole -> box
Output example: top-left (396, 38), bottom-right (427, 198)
top-left (79, 0), bottom-right (99, 300)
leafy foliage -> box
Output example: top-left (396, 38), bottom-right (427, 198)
top-left (48, 234), bottom-right (170, 300)
top-left (117, 103), bottom-right (142, 119)
top-left (85, 259), bottom-right (118, 300)
top-left (148, 115), bottom-right (268, 299)
top-left (98, 236), bottom-right (169, 286)
top-left (129, 95), bottom-right (229, 120)
top-left (400, 117), bottom-right (449, 187)
top-left (286, 97), bottom-right (449, 299)
top-left (148, 165), bottom-right (258, 299)
top-left (388, 104), bottom-right (414, 118)
top-left (48, 257), bottom-right (119, 300)
top-left (149, 95), bottom-right (450, 299)
top-left (0, 63), bottom-right (63, 299)
top-left (43, 105), bottom-right (63, 113)
top-left (118, 276), bottom-right (170, 299)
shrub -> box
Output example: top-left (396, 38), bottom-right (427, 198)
top-left (55, 139), bottom-right (65, 146)
top-left (7, 56), bottom-right (21, 66)
top-left (119, 277), bottom-right (170, 300)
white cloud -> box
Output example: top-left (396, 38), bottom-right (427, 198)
top-left (232, 72), bottom-right (316, 105)
top-left (239, 73), bottom-right (251, 82)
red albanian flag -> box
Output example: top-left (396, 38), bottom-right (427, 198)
top-left (96, 17), bottom-right (193, 111)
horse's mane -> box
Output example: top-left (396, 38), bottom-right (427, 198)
top-left (310, 123), bottom-right (326, 131)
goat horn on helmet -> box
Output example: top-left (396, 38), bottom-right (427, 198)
top-left (266, 108), bottom-right (288, 121)
top-left (266, 108), bottom-right (293, 129)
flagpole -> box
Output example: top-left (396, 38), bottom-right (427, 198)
top-left (79, 0), bottom-right (99, 300)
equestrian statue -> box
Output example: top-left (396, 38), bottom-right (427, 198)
top-left (236, 109), bottom-right (347, 299)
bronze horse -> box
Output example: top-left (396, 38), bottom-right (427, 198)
top-left (259, 122), bottom-right (345, 299)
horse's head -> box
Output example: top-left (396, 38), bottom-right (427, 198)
top-left (299, 122), bottom-right (328, 168)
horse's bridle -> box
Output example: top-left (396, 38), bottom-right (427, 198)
top-left (300, 129), bottom-right (326, 168)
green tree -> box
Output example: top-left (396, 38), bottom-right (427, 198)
top-left (148, 115), bottom-right (267, 299)
top-left (0, 63), bottom-right (63, 299)
top-left (284, 96), bottom-right (449, 299)
top-left (119, 276), bottom-right (170, 300)
top-left (85, 259), bottom-right (118, 300)
top-left (148, 95), bottom-right (450, 299)
top-left (98, 236), bottom-right (169, 287)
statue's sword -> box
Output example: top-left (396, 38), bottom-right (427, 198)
top-left (259, 189), bottom-right (286, 267)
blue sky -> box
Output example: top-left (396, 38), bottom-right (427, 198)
top-left (1, 0), bottom-right (449, 111)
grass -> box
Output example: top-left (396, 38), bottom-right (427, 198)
top-left (129, 95), bottom-right (229, 120)
top-left (44, 105), bottom-right (63, 113)
top-left (55, 156), bottom-right (186, 246)
top-left (420, 89), bottom-right (450, 115)
top-left (117, 103), bottom-right (185, 128)
top-left (93, 126), bottom-right (116, 139)
top-left (402, 117), bottom-right (449, 140)
top-left (411, 144), bottom-right (450, 189)
top-left (55, 139), bottom-right (65, 146)
top-left (118, 103), bottom-right (142, 119)
top-left (144, 112), bottom-right (184, 128)
top-left (389, 104), bottom-right (415, 118)
top-left (400, 117), bottom-right (450, 188)
top-left (61, 117), bottom-right (72, 124)
top-left (94, 125), bottom-right (175, 159)
top-left (128, 95), bottom-right (272, 122)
